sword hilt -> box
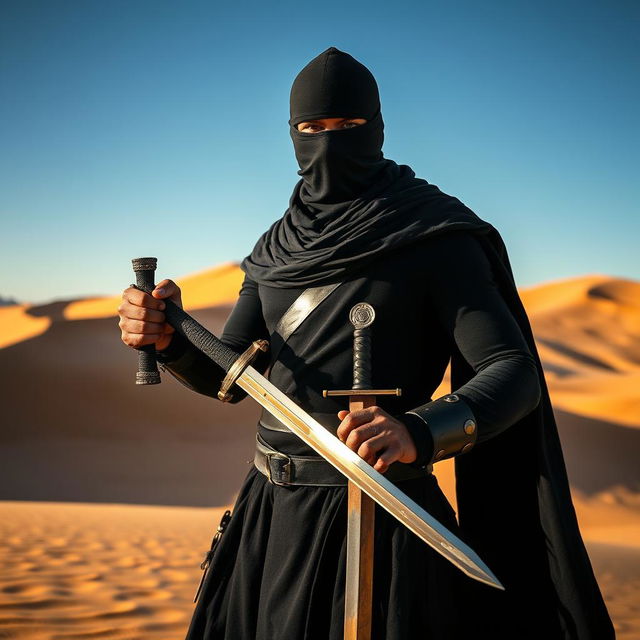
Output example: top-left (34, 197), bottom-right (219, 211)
top-left (129, 258), bottom-right (269, 401)
top-left (350, 303), bottom-right (375, 390)
top-left (323, 302), bottom-right (401, 399)
top-left (132, 257), bottom-right (161, 385)
top-left (131, 279), bottom-right (239, 372)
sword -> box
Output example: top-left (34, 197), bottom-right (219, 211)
top-left (130, 258), bottom-right (504, 591)
top-left (323, 302), bottom-right (400, 639)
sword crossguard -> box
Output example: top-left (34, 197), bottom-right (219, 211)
top-left (218, 339), bottom-right (270, 402)
top-left (323, 302), bottom-right (402, 401)
top-left (323, 389), bottom-right (402, 398)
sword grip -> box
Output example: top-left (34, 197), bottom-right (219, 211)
top-left (131, 262), bottom-right (239, 374)
top-left (353, 327), bottom-right (372, 390)
top-left (132, 257), bottom-right (161, 385)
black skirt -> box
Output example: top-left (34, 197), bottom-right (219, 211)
top-left (185, 464), bottom-right (466, 640)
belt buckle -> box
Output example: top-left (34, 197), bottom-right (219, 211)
top-left (266, 452), bottom-right (292, 486)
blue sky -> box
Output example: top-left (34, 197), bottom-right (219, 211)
top-left (1, 0), bottom-right (638, 303)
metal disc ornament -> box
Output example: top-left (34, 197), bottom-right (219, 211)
top-left (349, 303), bottom-right (375, 329)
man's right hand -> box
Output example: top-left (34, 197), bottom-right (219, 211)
top-left (118, 279), bottom-right (183, 352)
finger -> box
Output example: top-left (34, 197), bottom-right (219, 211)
top-left (336, 410), bottom-right (349, 436)
top-left (119, 318), bottom-right (166, 335)
top-left (336, 407), bottom-right (378, 441)
top-left (356, 434), bottom-right (389, 465)
top-left (152, 279), bottom-right (180, 300)
top-left (163, 323), bottom-right (175, 334)
top-left (118, 301), bottom-right (166, 324)
top-left (345, 422), bottom-right (385, 452)
top-left (373, 447), bottom-right (401, 474)
top-left (123, 287), bottom-right (165, 311)
top-left (122, 332), bottom-right (163, 349)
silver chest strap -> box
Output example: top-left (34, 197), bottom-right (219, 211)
top-left (261, 281), bottom-right (342, 432)
top-left (267, 281), bottom-right (342, 368)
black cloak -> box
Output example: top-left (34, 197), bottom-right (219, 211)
top-left (240, 47), bottom-right (615, 638)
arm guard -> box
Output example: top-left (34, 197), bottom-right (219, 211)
top-left (403, 393), bottom-right (478, 467)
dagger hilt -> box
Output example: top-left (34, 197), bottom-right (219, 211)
top-left (131, 257), bottom-right (161, 385)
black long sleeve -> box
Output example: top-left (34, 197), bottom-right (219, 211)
top-left (400, 232), bottom-right (541, 467)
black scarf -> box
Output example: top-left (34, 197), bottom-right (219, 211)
top-left (240, 47), bottom-right (614, 637)
top-left (240, 47), bottom-right (496, 287)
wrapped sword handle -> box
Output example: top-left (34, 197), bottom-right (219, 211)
top-left (130, 260), bottom-right (240, 374)
top-left (131, 257), bottom-right (161, 385)
top-left (349, 302), bottom-right (375, 390)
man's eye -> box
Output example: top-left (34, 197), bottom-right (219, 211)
top-left (341, 122), bottom-right (359, 128)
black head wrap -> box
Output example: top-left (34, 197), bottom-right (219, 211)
top-left (240, 46), bottom-right (494, 287)
top-left (288, 47), bottom-right (388, 204)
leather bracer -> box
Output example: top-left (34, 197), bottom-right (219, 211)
top-left (404, 393), bottom-right (478, 464)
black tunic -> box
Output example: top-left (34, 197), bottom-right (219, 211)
top-left (160, 230), bottom-right (541, 460)
top-left (157, 230), bottom-right (571, 639)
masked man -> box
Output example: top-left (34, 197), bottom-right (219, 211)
top-left (119, 47), bottom-right (614, 640)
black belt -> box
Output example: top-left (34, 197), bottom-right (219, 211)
top-left (254, 430), bottom-right (431, 488)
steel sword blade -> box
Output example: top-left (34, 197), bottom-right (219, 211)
top-left (237, 365), bottom-right (504, 590)
top-left (128, 275), bottom-right (502, 589)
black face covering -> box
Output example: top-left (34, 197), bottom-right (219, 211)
top-left (290, 112), bottom-right (389, 205)
top-left (289, 47), bottom-right (392, 206)
top-left (241, 46), bottom-right (495, 287)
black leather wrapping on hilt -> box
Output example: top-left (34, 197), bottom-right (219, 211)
top-left (349, 302), bottom-right (375, 390)
top-left (133, 281), bottom-right (239, 374)
top-left (132, 258), bottom-right (161, 385)
top-left (352, 327), bottom-right (372, 389)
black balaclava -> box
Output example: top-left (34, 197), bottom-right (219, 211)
top-left (289, 47), bottom-right (392, 205)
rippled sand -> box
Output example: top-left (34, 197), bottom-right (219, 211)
top-left (0, 501), bottom-right (228, 639)
top-left (0, 500), bottom-right (638, 640)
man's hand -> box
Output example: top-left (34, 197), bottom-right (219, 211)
top-left (118, 279), bottom-right (183, 352)
top-left (336, 406), bottom-right (417, 473)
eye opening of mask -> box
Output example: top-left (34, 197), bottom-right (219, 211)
top-left (290, 112), bottom-right (380, 136)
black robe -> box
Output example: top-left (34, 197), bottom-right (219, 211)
top-left (157, 229), bottom-right (614, 639)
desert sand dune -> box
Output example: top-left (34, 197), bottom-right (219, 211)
top-left (0, 304), bottom-right (51, 349)
top-left (521, 274), bottom-right (640, 428)
top-left (64, 262), bottom-right (244, 321)
top-left (0, 266), bottom-right (639, 638)
top-left (0, 304), bottom-right (260, 506)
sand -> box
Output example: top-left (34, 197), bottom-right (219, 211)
top-left (0, 304), bottom-right (51, 349)
top-left (0, 499), bottom-right (637, 640)
top-left (0, 500), bottom-right (227, 640)
top-left (0, 265), bottom-right (638, 638)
